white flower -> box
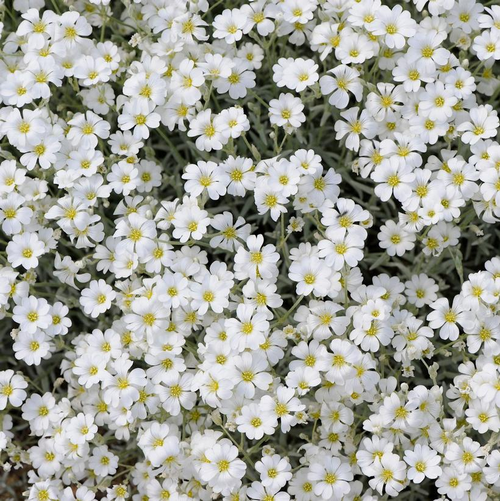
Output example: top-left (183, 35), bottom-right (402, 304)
top-left (260, 385), bottom-right (305, 433)
top-left (13, 295), bottom-right (51, 333)
top-left (137, 422), bottom-right (172, 467)
top-left (226, 303), bottom-right (270, 351)
top-left (88, 446), bottom-right (119, 477)
top-left (435, 467), bottom-right (471, 499)
top-left (183, 161), bottom-right (228, 200)
top-left (405, 274), bottom-right (439, 307)
top-left (199, 439), bottom-right (246, 495)
top-left (236, 403), bottom-right (277, 439)
top-left (318, 235), bottom-right (364, 271)
top-left (21, 392), bottom-right (59, 436)
top-left (67, 413), bottom-right (98, 444)
top-left (473, 29), bottom-right (500, 60)
top-left (308, 456), bottom-right (353, 499)
top-left (172, 201), bottom-right (210, 242)
top-left (6, 232), bottom-right (45, 269)
top-left (371, 5), bottom-right (417, 48)
top-left (269, 93), bottom-right (306, 129)
top-left (320, 65), bottom-right (363, 109)
top-left (369, 452), bottom-right (407, 496)
top-left (118, 100), bottom-right (160, 140)
top-left (335, 107), bottom-right (378, 152)
top-left (288, 256), bottom-right (334, 296)
top-left (378, 220), bottom-right (416, 257)
top-left (231, 351), bottom-right (272, 398)
top-left (80, 279), bottom-right (116, 318)
top-left (457, 104), bottom-right (500, 144)
top-left (465, 399), bottom-right (500, 433)
top-left (212, 8), bottom-right (247, 44)
top-left (102, 356), bottom-right (147, 408)
top-left (73, 352), bottom-right (108, 388)
top-left (404, 444), bottom-right (442, 483)
top-left (444, 437), bottom-right (484, 473)
top-left (234, 235), bottom-right (280, 280)
top-left (67, 111), bottom-right (110, 149)
top-left (255, 454), bottom-right (292, 491)
top-left (427, 297), bottom-right (471, 341)
top-left (0, 370), bottom-right (28, 410)
top-left (187, 109), bottom-right (227, 152)
top-left (274, 58), bottom-right (319, 92)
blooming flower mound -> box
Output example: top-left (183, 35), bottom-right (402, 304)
top-left (1, 0), bottom-right (500, 500)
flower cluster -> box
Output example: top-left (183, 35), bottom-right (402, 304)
top-left (0, 0), bottom-right (500, 500)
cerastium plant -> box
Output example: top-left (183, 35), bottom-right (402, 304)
top-left (0, 0), bottom-right (500, 500)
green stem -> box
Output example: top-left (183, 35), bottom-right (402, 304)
top-left (155, 127), bottom-right (185, 165)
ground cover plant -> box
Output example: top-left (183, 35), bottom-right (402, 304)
top-left (1, 0), bottom-right (500, 499)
